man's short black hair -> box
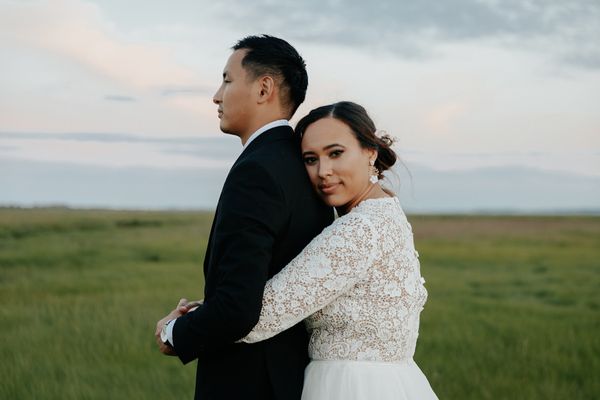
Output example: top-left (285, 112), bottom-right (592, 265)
top-left (232, 34), bottom-right (308, 118)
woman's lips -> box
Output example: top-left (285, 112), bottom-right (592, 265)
top-left (319, 183), bottom-right (339, 195)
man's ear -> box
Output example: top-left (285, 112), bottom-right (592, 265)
top-left (256, 75), bottom-right (275, 104)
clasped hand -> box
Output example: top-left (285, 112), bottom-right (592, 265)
top-left (155, 298), bottom-right (203, 356)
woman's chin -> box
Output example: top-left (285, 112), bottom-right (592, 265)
top-left (320, 194), bottom-right (344, 208)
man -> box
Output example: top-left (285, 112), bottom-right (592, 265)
top-left (155, 35), bottom-right (333, 400)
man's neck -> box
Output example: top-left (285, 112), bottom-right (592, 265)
top-left (241, 119), bottom-right (290, 148)
top-left (241, 109), bottom-right (288, 139)
top-left (240, 117), bottom-right (289, 146)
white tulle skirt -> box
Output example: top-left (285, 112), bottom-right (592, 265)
top-left (301, 359), bottom-right (438, 400)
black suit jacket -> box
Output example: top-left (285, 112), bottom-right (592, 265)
top-left (172, 125), bottom-right (333, 400)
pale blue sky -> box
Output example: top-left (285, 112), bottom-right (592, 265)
top-left (1, 0), bottom-right (599, 210)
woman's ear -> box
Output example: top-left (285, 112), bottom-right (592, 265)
top-left (366, 148), bottom-right (378, 164)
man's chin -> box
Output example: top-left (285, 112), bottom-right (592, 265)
top-left (219, 123), bottom-right (234, 135)
top-left (220, 128), bottom-right (239, 137)
top-left (219, 123), bottom-right (245, 139)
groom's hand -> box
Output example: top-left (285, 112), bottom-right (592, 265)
top-left (155, 298), bottom-right (190, 356)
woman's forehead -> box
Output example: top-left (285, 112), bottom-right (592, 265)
top-left (301, 118), bottom-right (358, 150)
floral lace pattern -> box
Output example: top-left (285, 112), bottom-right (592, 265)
top-left (242, 197), bottom-right (428, 362)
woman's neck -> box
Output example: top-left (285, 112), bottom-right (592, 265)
top-left (336, 183), bottom-right (389, 216)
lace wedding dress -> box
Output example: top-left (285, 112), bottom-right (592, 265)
top-left (243, 197), bottom-right (438, 400)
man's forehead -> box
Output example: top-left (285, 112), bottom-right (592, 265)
top-left (223, 49), bottom-right (247, 75)
top-left (226, 49), bottom-right (247, 66)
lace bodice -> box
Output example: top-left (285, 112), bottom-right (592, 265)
top-left (242, 197), bottom-right (428, 362)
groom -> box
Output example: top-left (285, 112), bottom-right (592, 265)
top-left (155, 35), bottom-right (333, 400)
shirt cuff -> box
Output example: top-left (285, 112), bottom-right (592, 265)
top-left (166, 318), bottom-right (176, 347)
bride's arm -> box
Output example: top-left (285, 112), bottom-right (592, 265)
top-left (241, 212), bottom-right (379, 343)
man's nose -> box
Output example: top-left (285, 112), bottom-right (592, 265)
top-left (213, 87), bottom-right (222, 104)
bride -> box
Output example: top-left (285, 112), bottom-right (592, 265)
top-left (234, 101), bottom-right (438, 399)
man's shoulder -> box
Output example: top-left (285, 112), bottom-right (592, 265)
top-left (239, 131), bottom-right (302, 170)
top-left (244, 125), bottom-right (295, 152)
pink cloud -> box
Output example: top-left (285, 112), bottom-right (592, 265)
top-left (1, 0), bottom-right (202, 89)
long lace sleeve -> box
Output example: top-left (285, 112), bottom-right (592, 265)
top-left (241, 212), bottom-right (379, 343)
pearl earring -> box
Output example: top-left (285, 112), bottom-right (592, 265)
top-left (369, 160), bottom-right (379, 184)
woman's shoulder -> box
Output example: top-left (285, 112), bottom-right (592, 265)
top-left (353, 196), bottom-right (402, 219)
top-left (326, 197), bottom-right (401, 235)
top-left (354, 196), bottom-right (411, 236)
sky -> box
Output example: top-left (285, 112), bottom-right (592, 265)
top-left (1, 0), bottom-right (599, 211)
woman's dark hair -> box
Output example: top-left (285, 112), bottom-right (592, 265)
top-left (233, 35), bottom-right (308, 118)
top-left (295, 101), bottom-right (397, 179)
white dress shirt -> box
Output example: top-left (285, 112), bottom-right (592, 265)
top-left (243, 119), bottom-right (290, 149)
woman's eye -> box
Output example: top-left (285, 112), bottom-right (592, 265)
top-left (330, 150), bottom-right (343, 158)
top-left (303, 157), bottom-right (317, 165)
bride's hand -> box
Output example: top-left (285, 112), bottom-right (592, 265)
top-left (179, 299), bottom-right (204, 314)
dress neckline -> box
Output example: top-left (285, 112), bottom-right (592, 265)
top-left (334, 196), bottom-right (399, 220)
top-left (353, 196), bottom-right (398, 212)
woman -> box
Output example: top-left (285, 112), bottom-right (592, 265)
top-left (240, 101), bottom-right (438, 399)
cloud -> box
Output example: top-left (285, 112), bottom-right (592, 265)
top-left (0, 131), bottom-right (216, 145)
top-left (424, 101), bottom-right (469, 134)
top-left (104, 95), bottom-right (136, 102)
top-left (0, 0), bottom-right (206, 89)
top-left (160, 86), bottom-right (214, 97)
top-left (211, 0), bottom-right (600, 67)
top-left (0, 130), bottom-right (248, 155)
top-left (0, 131), bottom-right (242, 168)
top-left (0, 145), bottom-right (18, 152)
top-left (1, 131), bottom-right (150, 143)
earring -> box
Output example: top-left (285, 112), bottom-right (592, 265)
top-left (369, 160), bottom-right (379, 184)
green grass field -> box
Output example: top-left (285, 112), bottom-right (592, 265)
top-left (1, 208), bottom-right (599, 399)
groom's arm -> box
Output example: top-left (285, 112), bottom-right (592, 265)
top-left (171, 159), bottom-right (288, 364)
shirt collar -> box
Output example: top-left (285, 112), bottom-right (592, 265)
top-left (243, 119), bottom-right (290, 149)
